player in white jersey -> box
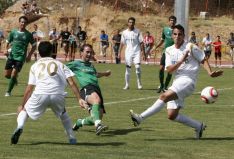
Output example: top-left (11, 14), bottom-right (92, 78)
top-left (130, 25), bottom-right (223, 139)
top-left (119, 17), bottom-right (145, 90)
top-left (10, 41), bottom-right (87, 145)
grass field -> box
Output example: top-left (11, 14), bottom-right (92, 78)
top-left (0, 59), bottom-right (234, 159)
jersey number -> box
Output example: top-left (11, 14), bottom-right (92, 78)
top-left (38, 62), bottom-right (58, 79)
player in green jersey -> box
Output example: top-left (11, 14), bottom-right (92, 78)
top-left (154, 16), bottom-right (176, 93)
top-left (4, 16), bottom-right (36, 97)
top-left (66, 44), bottom-right (111, 135)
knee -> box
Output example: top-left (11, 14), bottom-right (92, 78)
top-left (167, 113), bottom-right (177, 120)
top-left (92, 93), bottom-right (101, 104)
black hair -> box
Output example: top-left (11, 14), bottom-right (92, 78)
top-left (19, 16), bottom-right (28, 23)
top-left (128, 17), bottom-right (135, 23)
top-left (173, 24), bottom-right (184, 35)
top-left (169, 15), bottom-right (177, 21)
top-left (80, 43), bottom-right (93, 52)
top-left (38, 41), bottom-right (53, 57)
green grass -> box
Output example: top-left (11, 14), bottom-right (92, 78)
top-left (1, 59), bottom-right (234, 159)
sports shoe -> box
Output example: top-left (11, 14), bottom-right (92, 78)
top-left (129, 109), bottom-right (142, 127)
top-left (123, 85), bottom-right (129, 90)
top-left (72, 119), bottom-right (82, 131)
top-left (5, 92), bottom-right (11, 97)
top-left (69, 138), bottom-right (77, 145)
top-left (11, 128), bottom-right (23, 144)
top-left (195, 122), bottom-right (207, 139)
top-left (138, 85), bottom-right (143, 90)
top-left (157, 87), bottom-right (163, 93)
top-left (96, 124), bottom-right (108, 135)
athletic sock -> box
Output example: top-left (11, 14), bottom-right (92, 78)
top-left (125, 67), bottom-right (131, 87)
top-left (159, 69), bottom-right (164, 89)
top-left (164, 73), bottom-right (172, 89)
top-left (7, 77), bottom-right (17, 93)
top-left (136, 67), bottom-right (142, 86)
top-left (140, 99), bottom-right (165, 120)
top-left (91, 104), bottom-right (101, 127)
top-left (17, 110), bottom-right (28, 129)
top-left (60, 112), bottom-right (76, 139)
top-left (174, 114), bottom-right (201, 130)
top-left (79, 117), bottom-right (94, 126)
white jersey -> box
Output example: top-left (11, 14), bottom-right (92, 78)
top-left (28, 57), bottom-right (74, 94)
top-left (202, 37), bottom-right (212, 51)
top-left (165, 42), bottom-right (205, 82)
top-left (121, 28), bottom-right (143, 55)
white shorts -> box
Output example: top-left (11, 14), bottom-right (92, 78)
top-left (125, 52), bottom-right (141, 66)
top-left (167, 77), bottom-right (195, 109)
top-left (24, 93), bottom-right (66, 120)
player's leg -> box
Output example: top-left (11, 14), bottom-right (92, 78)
top-left (123, 54), bottom-right (132, 89)
top-left (158, 53), bottom-right (165, 93)
top-left (134, 53), bottom-right (142, 89)
top-left (164, 73), bottom-right (172, 91)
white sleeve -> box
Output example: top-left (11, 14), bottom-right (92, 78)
top-left (165, 48), bottom-right (172, 70)
top-left (139, 32), bottom-right (144, 43)
top-left (63, 64), bottom-right (75, 79)
top-left (120, 32), bottom-right (125, 44)
top-left (190, 44), bottom-right (205, 62)
top-left (28, 66), bottom-right (36, 85)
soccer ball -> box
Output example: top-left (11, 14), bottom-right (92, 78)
top-left (200, 86), bottom-right (218, 104)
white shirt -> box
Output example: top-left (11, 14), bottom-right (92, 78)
top-left (121, 28), bottom-right (143, 55)
top-left (28, 57), bottom-right (74, 94)
top-left (165, 42), bottom-right (205, 82)
top-left (202, 37), bottom-right (212, 51)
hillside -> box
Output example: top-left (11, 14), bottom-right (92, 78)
top-left (0, 0), bottom-right (234, 61)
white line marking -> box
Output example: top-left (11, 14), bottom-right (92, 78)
top-left (1, 87), bottom-right (233, 117)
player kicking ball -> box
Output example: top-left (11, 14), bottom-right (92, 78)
top-left (129, 24), bottom-right (223, 139)
top-left (66, 44), bottom-right (110, 135)
top-left (10, 41), bottom-right (87, 145)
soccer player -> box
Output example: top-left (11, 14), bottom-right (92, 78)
top-left (10, 41), bottom-right (87, 145)
top-left (66, 44), bottom-right (110, 135)
top-left (4, 16), bottom-right (36, 97)
top-left (129, 24), bottom-right (223, 139)
top-left (154, 15), bottom-right (177, 93)
top-left (119, 17), bottom-right (145, 90)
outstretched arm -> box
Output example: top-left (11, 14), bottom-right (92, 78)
top-left (67, 76), bottom-right (88, 109)
top-left (96, 70), bottom-right (111, 78)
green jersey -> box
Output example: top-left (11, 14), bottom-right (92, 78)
top-left (161, 26), bottom-right (174, 52)
top-left (66, 60), bottom-right (99, 89)
top-left (7, 29), bottom-right (35, 62)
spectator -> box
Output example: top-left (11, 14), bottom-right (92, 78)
top-left (227, 32), bottom-right (234, 68)
top-left (60, 27), bottom-right (71, 61)
top-left (49, 27), bottom-right (59, 59)
top-left (202, 33), bottom-right (212, 60)
top-left (76, 26), bottom-right (87, 58)
top-left (189, 31), bottom-right (198, 46)
top-left (212, 35), bottom-right (222, 67)
top-left (143, 31), bottom-right (154, 64)
top-left (112, 29), bottom-right (121, 64)
top-left (0, 29), bottom-right (4, 52)
top-left (68, 30), bottom-right (77, 61)
top-left (100, 30), bottom-right (109, 63)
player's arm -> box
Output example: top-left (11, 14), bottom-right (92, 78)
top-left (201, 58), bottom-right (223, 77)
top-left (96, 70), bottom-right (111, 78)
top-left (140, 42), bottom-right (146, 60)
top-left (67, 76), bottom-right (87, 109)
top-left (18, 84), bottom-right (35, 113)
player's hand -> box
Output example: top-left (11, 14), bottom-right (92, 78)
top-left (210, 70), bottom-right (223, 77)
top-left (79, 99), bottom-right (88, 109)
top-left (17, 105), bottom-right (24, 114)
top-left (105, 70), bottom-right (111, 76)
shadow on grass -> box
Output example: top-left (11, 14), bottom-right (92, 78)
top-left (145, 136), bottom-right (234, 141)
top-left (23, 141), bottom-right (125, 146)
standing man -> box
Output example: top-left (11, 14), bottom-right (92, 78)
top-left (10, 41), bottom-right (87, 145)
top-left (212, 35), bottom-right (222, 67)
top-left (129, 24), bottom-right (223, 139)
top-left (60, 27), bottom-right (71, 61)
top-left (31, 24), bottom-right (43, 61)
top-left (67, 44), bottom-right (110, 135)
top-left (112, 29), bottom-right (121, 64)
top-left (119, 17), bottom-right (145, 90)
top-left (49, 27), bottom-right (60, 59)
top-left (100, 30), bottom-right (109, 63)
top-left (76, 26), bottom-right (87, 51)
top-left (4, 16), bottom-right (36, 97)
top-left (227, 32), bottom-right (234, 68)
top-left (202, 33), bottom-right (212, 60)
top-left (143, 31), bottom-right (154, 64)
top-left (0, 29), bottom-right (4, 52)
top-left (154, 15), bottom-right (176, 93)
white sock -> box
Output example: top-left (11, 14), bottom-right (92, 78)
top-left (125, 67), bottom-right (131, 86)
top-left (140, 99), bottom-right (165, 120)
top-left (17, 110), bottom-right (28, 129)
top-left (60, 112), bottom-right (76, 139)
top-left (94, 120), bottom-right (101, 127)
top-left (174, 114), bottom-right (201, 130)
top-left (135, 66), bottom-right (141, 86)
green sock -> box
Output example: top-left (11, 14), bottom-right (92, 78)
top-left (159, 70), bottom-right (164, 89)
top-left (77, 117), bottom-right (94, 126)
top-left (91, 104), bottom-right (100, 122)
top-left (164, 73), bottom-right (172, 89)
top-left (7, 77), bottom-right (17, 93)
